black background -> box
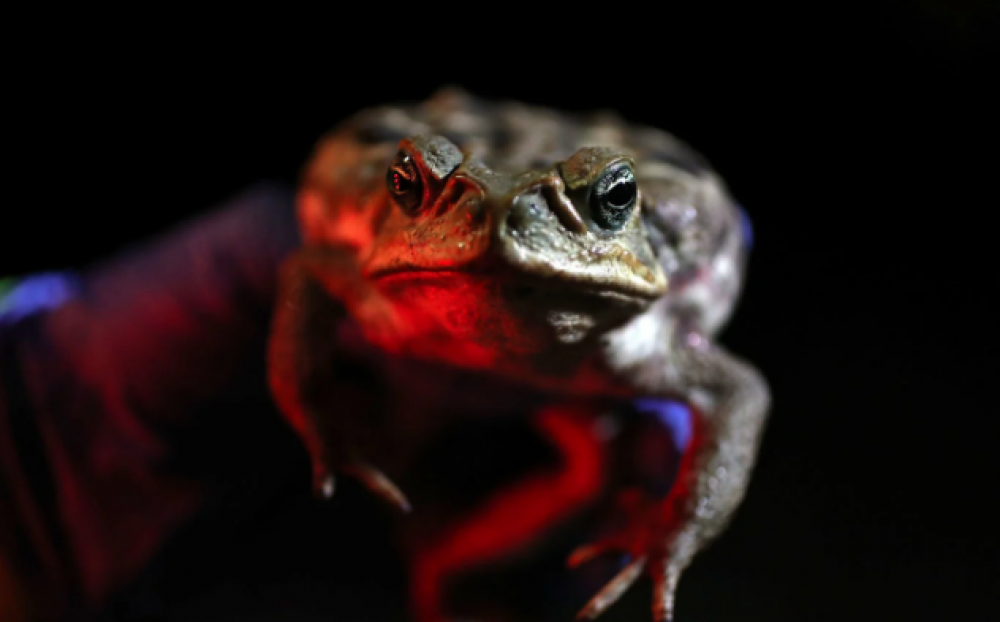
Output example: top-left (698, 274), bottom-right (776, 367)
top-left (4, 2), bottom-right (999, 621)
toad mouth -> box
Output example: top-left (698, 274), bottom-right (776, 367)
top-left (370, 263), bottom-right (664, 308)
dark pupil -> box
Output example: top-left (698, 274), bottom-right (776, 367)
top-left (590, 166), bottom-right (637, 231)
top-left (605, 178), bottom-right (636, 208)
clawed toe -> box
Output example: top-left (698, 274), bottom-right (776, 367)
top-left (569, 488), bottom-right (681, 620)
top-left (312, 460), bottom-right (411, 513)
top-left (575, 555), bottom-right (647, 620)
top-left (343, 461), bottom-right (411, 513)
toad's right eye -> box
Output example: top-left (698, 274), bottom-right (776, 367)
top-left (387, 151), bottom-right (423, 215)
top-left (589, 162), bottom-right (638, 231)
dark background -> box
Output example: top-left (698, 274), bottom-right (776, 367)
top-left (5, 2), bottom-right (999, 621)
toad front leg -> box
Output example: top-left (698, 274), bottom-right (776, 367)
top-left (572, 340), bottom-right (770, 621)
top-left (268, 246), bottom-right (411, 511)
top-left (410, 404), bottom-right (609, 622)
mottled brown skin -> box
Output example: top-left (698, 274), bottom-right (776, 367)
top-left (268, 88), bottom-right (770, 621)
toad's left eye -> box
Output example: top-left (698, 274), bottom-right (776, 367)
top-left (590, 164), bottom-right (637, 231)
top-left (387, 151), bottom-right (423, 215)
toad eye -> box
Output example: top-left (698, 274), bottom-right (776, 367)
top-left (386, 151), bottom-right (423, 214)
top-left (590, 163), bottom-right (637, 231)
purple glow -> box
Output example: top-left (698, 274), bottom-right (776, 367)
top-left (632, 397), bottom-right (693, 453)
top-left (0, 272), bottom-right (80, 324)
top-left (736, 203), bottom-right (754, 251)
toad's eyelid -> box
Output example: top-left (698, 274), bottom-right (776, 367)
top-left (594, 163), bottom-right (635, 192)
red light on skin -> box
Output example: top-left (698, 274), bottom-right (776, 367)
top-left (368, 272), bottom-right (553, 369)
top-left (365, 271), bottom-right (637, 398)
top-left (655, 401), bottom-right (705, 525)
top-left (297, 189), bottom-right (383, 252)
top-left (410, 404), bottom-right (607, 622)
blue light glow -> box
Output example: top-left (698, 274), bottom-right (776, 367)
top-left (631, 397), bottom-right (693, 453)
top-left (0, 272), bottom-right (80, 324)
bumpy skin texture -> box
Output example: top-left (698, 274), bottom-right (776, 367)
top-left (268, 88), bottom-right (770, 621)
